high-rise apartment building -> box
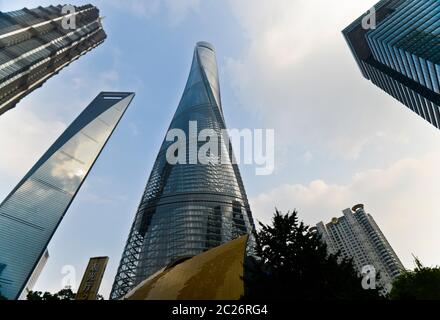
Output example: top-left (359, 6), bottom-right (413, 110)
top-left (0, 92), bottom-right (135, 300)
top-left (343, 0), bottom-right (440, 130)
top-left (316, 204), bottom-right (404, 290)
top-left (0, 4), bottom-right (106, 115)
top-left (110, 42), bottom-right (255, 300)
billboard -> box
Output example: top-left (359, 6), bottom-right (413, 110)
top-left (76, 257), bottom-right (109, 300)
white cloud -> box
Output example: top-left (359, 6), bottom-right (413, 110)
top-left (225, 0), bottom-right (439, 162)
top-left (250, 152), bottom-right (440, 269)
top-left (0, 108), bottom-right (66, 179)
top-left (71, 68), bottom-right (121, 93)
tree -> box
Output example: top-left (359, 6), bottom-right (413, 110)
top-left (56, 288), bottom-right (76, 300)
top-left (26, 291), bottom-right (47, 301)
top-left (27, 288), bottom-right (76, 301)
top-left (389, 257), bottom-right (440, 300)
top-left (243, 209), bottom-right (383, 300)
top-left (26, 288), bottom-right (106, 300)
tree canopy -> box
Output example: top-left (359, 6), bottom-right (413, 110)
top-left (27, 288), bottom-right (76, 301)
top-left (243, 209), bottom-right (383, 300)
top-left (26, 288), bottom-right (104, 301)
top-left (389, 258), bottom-right (440, 300)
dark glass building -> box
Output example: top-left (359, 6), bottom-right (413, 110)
top-left (343, 0), bottom-right (440, 129)
top-left (0, 4), bottom-right (106, 115)
top-left (110, 42), bottom-right (255, 300)
top-left (0, 92), bottom-right (135, 300)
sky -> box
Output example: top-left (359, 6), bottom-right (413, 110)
top-left (0, 0), bottom-right (439, 298)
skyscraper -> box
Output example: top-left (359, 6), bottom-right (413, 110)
top-left (0, 92), bottom-right (135, 300)
top-left (110, 42), bottom-right (255, 300)
top-left (343, 0), bottom-right (440, 130)
top-left (18, 249), bottom-right (49, 300)
top-left (316, 204), bottom-right (404, 290)
top-left (0, 4), bottom-right (106, 115)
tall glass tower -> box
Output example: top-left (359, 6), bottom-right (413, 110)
top-left (0, 92), bottom-right (135, 300)
top-left (0, 4), bottom-right (106, 115)
top-left (110, 42), bottom-right (255, 300)
top-left (343, 0), bottom-right (440, 130)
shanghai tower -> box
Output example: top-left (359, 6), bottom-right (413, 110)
top-left (111, 42), bottom-right (255, 299)
top-left (0, 4), bottom-right (106, 115)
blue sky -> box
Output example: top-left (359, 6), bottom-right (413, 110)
top-left (0, 0), bottom-right (439, 298)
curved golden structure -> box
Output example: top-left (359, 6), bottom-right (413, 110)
top-left (123, 235), bottom-right (248, 300)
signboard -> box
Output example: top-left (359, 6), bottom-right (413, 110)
top-left (76, 257), bottom-right (109, 300)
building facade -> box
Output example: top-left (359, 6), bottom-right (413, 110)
top-left (343, 0), bottom-right (440, 130)
top-left (316, 204), bottom-right (404, 290)
top-left (18, 249), bottom-right (49, 300)
top-left (0, 4), bottom-right (106, 115)
top-left (0, 92), bottom-right (134, 300)
top-left (110, 42), bottom-right (255, 300)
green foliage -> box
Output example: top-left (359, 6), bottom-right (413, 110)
top-left (389, 257), bottom-right (440, 300)
top-left (26, 288), bottom-right (105, 300)
top-left (57, 288), bottom-right (77, 300)
top-left (243, 209), bottom-right (383, 300)
top-left (27, 288), bottom-right (76, 301)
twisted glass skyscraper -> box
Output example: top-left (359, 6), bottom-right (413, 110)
top-left (110, 42), bottom-right (255, 300)
top-left (0, 92), bottom-right (134, 300)
top-left (0, 4), bottom-right (106, 115)
top-left (343, 0), bottom-right (440, 130)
